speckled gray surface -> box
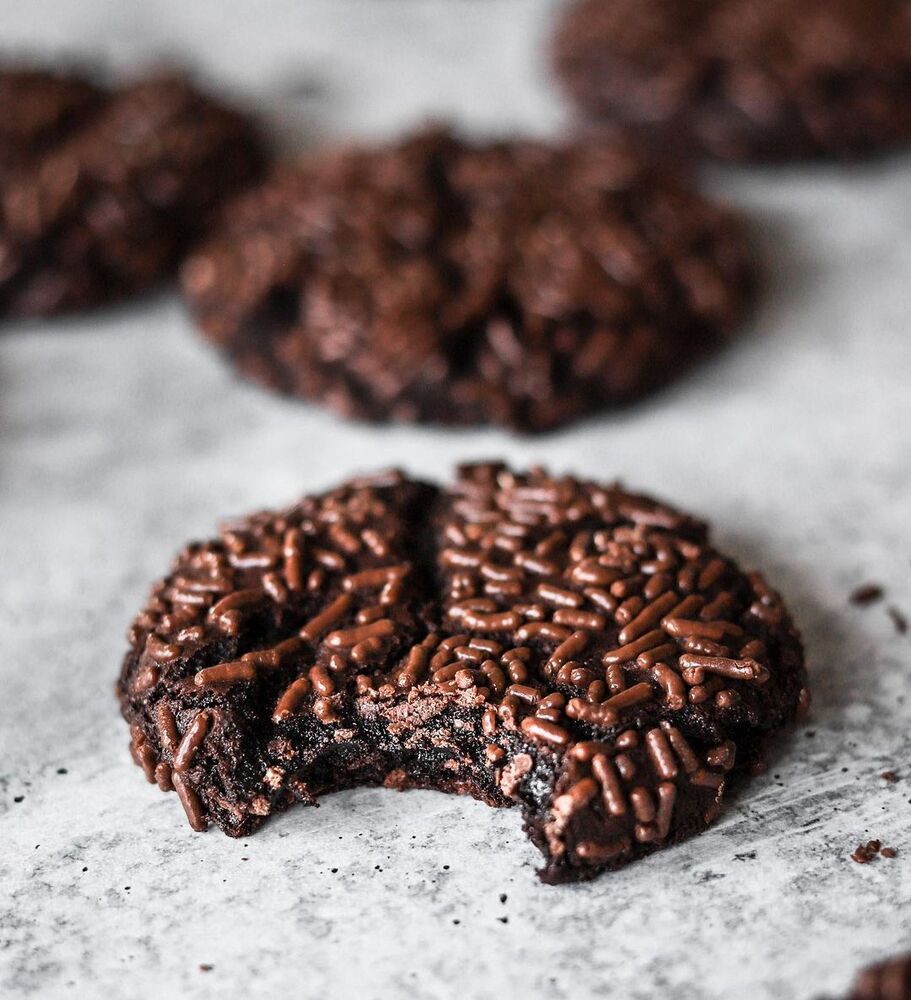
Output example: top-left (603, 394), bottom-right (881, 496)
top-left (1, 3), bottom-right (910, 998)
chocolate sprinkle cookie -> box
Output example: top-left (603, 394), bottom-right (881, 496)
top-left (181, 128), bottom-right (753, 432)
top-left (834, 952), bottom-right (911, 1000)
top-left (0, 66), bottom-right (265, 317)
top-left (553, 0), bottom-right (911, 161)
top-left (118, 463), bottom-right (806, 883)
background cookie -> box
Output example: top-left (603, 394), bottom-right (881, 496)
top-left (0, 67), bottom-right (266, 316)
top-left (0, 68), bottom-right (102, 174)
top-left (553, 0), bottom-right (911, 161)
top-left (118, 463), bottom-right (806, 884)
top-left (181, 127), bottom-right (754, 432)
top-left (834, 952), bottom-right (911, 1000)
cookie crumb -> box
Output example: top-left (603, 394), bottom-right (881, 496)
top-left (199, 964), bottom-right (213, 972)
top-left (852, 842), bottom-right (877, 864)
top-left (852, 840), bottom-right (897, 864)
top-left (850, 583), bottom-right (884, 606)
top-left (887, 607), bottom-right (908, 635)
top-left (881, 771), bottom-right (898, 783)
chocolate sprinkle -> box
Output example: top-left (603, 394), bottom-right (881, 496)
top-left (181, 127), bottom-right (754, 433)
top-left (117, 463), bottom-right (806, 883)
top-left (850, 584), bottom-right (885, 606)
top-left (0, 65), bottom-right (265, 317)
top-left (887, 607), bottom-right (908, 635)
top-left (852, 841), bottom-right (879, 864)
top-left (552, 0), bottom-right (911, 162)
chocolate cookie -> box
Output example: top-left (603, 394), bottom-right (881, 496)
top-left (834, 953), bottom-right (911, 1000)
top-left (181, 128), bottom-right (753, 432)
top-left (117, 463), bottom-right (806, 883)
top-left (553, 0), bottom-right (911, 161)
top-left (0, 66), bottom-right (265, 316)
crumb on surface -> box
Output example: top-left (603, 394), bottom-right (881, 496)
top-left (852, 840), bottom-right (897, 864)
top-left (887, 606), bottom-right (908, 634)
top-left (850, 583), bottom-right (885, 606)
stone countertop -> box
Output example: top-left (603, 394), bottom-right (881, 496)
top-left (1, 2), bottom-right (909, 998)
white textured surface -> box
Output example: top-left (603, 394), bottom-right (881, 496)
top-left (1, 3), bottom-right (910, 998)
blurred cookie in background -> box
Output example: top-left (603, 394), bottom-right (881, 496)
top-left (0, 65), bottom-right (267, 317)
top-left (0, 68), bottom-right (103, 174)
top-left (552, 0), bottom-right (911, 162)
top-left (182, 126), bottom-right (754, 434)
